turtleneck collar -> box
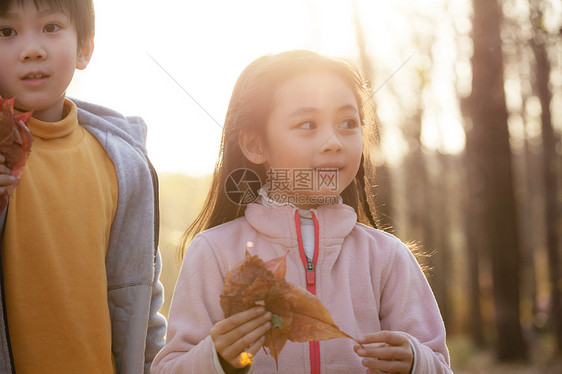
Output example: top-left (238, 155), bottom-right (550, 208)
top-left (27, 99), bottom-right (79, 140)
top-left (26, 99), bottom-right (83, 149)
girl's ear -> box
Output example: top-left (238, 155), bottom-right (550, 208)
top-left (239, 129), bottom-right (267, 165)
top-left (76, 36), bottom-right (95, 70)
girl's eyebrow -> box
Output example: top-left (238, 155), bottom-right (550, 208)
top-left (290, 107), bottom-right (317, 117)
top-left (290, 104), bottom-right (359, 117)
top-left (337, 104), bottom-right (359, 113)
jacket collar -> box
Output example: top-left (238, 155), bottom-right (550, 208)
top-left (244, 202), bottom-right (358, 247)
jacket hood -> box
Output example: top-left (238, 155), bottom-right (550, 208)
top-left (71, 97), bottom-right (148, 155)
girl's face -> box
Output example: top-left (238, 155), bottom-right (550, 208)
top-left (257, 70), bottom-right (363, 208)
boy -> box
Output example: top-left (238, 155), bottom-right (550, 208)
top-left (0, 1), bottom-right (166, 373)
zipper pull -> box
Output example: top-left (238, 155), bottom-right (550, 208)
top-left (306, 259), bottom-right (315, 285)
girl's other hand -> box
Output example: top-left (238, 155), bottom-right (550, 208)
top-left (353, 331), bottom-right (414, 374)
top-left (211, 306), bottom-right (272, 370)
top-left (0, 154), bottom-right (15, 195)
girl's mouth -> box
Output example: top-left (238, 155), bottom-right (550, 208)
top-left (315, 162), bottom-right (344, 169)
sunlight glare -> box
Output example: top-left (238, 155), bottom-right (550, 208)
top-left (68, 0), bottom-right (467, 175)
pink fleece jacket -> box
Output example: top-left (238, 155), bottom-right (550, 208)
top-left (151, 203), bottom-right (452, 373)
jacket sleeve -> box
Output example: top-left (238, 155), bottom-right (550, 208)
top-left (144, 250), bottom-right (167, 374)
top-left (378, 241), bottom-right (452, 374)
top-left (141, 154), bottom-right (167, 373)
top-left (151, 235), bottom-right (229, 373)
top-left (0, 206), bottom-right (14, 373)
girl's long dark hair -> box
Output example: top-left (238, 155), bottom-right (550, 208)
top-left (179, 50), bottom-right (380, 258)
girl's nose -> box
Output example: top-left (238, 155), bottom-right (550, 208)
top-left (20, 38), bottom-right (47, 61)
top-left (319, 128), bottom-right (344, 153)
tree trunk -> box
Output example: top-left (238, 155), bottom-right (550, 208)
top-left (461, 141), bottom-right (485, 346)
top-left (430, 153), bottom-right (451, 328)
top-left (464, 0), bottom-right (527, 361)
top-left (529, 3), bottom-right (562, 354)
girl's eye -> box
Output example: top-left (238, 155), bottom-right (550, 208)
top-left (43, 23), bottom-right (61, 33)
top-left (340, 119), bottom-right (359, 129)
top-left (0, 27), bottom-right (16, 37)
top-left (298, 121), bottom-right (316, 130)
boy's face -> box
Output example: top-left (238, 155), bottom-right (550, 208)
top-left (0, 0), bottom-right (93, 122)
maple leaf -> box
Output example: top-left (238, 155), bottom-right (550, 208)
top-left (220, 249), bottom-right (354, 368)
top-left (0, 95), bottom-right (32, 212)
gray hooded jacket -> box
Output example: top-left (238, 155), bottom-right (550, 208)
top-left (0, 99), bottom-right (167, 373)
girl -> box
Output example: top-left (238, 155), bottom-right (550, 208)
top-left (151, 50), bottom-right (452, 374)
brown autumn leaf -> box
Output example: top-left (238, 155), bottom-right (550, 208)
top-left (0, 95), bottom-right (32, 212)
top-left (220, 249), bottom-right (354, 367)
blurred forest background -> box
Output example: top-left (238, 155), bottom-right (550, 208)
top-left (155, 0), bottom-right (562, 372)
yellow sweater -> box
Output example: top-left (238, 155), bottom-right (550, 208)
top-left (1, 99), bottom-right (118, 373)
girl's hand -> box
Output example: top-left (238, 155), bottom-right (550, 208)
top-left (353, 331), bottom-right (414, 374)
top-left (0, 154), bottom-right (15, 196)
top-left (211, 306), bottom-right (272, 371)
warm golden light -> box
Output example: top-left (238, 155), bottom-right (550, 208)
top-left (238, 351), bottom-right (253, 366)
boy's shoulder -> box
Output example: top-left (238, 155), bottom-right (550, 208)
top-left (70, 97), bottom-right (148, 152)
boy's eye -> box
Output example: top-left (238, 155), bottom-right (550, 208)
top-left (339, 119), bottom-right (359, 129)
top-left (43, 23), bottom-right (61, 33)
top-left (0, 27), bottom-right (16, 37)
top-left (298, 121), bottom-right (315, 130)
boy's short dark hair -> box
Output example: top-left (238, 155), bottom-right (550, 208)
top-left (0, 0), bottom-right (95, 45)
